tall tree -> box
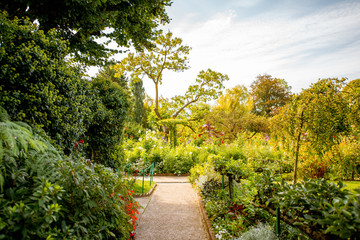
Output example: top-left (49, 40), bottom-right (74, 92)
top-left (343, 79), bottom-right (360, 134)
top-left (208, 85), bottom-right (269, 139)
top-left (115, 31), bottom-right (191, 121)
top-left (94, 66), bottom-right (129, 91)
top-left (130, 78), bottom-right (146, 125)
top-left (115, 32), bottom-right (229, 138)
top-left (0, 0), bottom-right (172, 65)
top-left (250, 74), bottom-right (292, 116)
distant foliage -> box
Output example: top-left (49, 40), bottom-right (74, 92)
top-left (250, 74), bottom-right (292, 116)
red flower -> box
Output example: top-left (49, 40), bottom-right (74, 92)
top-left (221, 140), bottom-right (224, 144)
top-left (198, 134), bottom-right (201, 138)
top-left (333, 135), bottom-right (335, 138)
top-left (194, 137), bottom-right (197, 139)
top-left (130, 135), bottom-right (134, 138)
top-left (78, 140), bottom-right (84, 144)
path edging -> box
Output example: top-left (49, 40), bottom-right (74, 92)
top-left (134, 183), bottom-right (157, 198)
top-left (197, 191), bottom-right (216, 240)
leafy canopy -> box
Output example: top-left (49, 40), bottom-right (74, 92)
top-left (115, 31), bottom-right (229, 122)
top-left (0, 0), bottom-right (172, 65)
top-left (250, 74), bottom-right (292, 116)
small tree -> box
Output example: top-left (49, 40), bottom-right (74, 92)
top-left (272, 78), bottom-right (351, 183)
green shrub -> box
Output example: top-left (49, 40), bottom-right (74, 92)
top-left (255, 171), bottom-right (360, 239)
top-left (0, 12), bottom-right (93, 153)
top-left (325, 137), bottom-right (360, 180)
top-left (0, 109), bottom-right (138, 239)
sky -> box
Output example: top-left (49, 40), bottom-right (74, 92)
top-left (90, 0), bottom-right (360, 100)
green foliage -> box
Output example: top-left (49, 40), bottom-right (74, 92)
top-left (250, 74), bottom-right (292, 116)
top-left (0, 0), bottom-right (172, 65)
top-left (324, 137), bottom-right (360, 180)
top-left (86, 77), bottom-right (129, 168)
top-left (0, 109), bottom-right (138, 239)
top-left (189, 159), bottom-right (221, 186)
top-left (57, 158), bottom-right (136, 239)
top-left (272, 78), bottom-right (352, 182)
top-left (0, 12), bottom-right (93, 153)
top-left (254, 171), bottom-right (360, 239)
top-left (130, 78), bottom-right (146, 126)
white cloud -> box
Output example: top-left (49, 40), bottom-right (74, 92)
top-left (154, 1), bottom-right (360, 99)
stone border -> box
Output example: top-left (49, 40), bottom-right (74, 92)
top-left (197, 192), bottom-right (216, 240)
top-left (134, 183), bottom-right (157, 197)
top-left (153, 173), bottom-right (190, 176)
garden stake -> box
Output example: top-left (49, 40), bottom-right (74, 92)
top-left (228, 174), bottom-right (233, 199)
top-left (142, 170), bottom-right (145, 194)
top-left (276, 207), bottom-right (281, 236)
top-left (222, 175), bottom-right (224, 189)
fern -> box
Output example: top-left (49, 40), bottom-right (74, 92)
top-left (0, 107), bottom-right (56, 192)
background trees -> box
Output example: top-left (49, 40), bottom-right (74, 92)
top-left (0, 0), bottom-right (172, 65)
top-left (250, 74), bottom-right (292, 116)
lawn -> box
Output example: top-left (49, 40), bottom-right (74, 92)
top-left (132, 179), bottom-right (156, 195)
top-left (341, 181), bottom-right (360, 193)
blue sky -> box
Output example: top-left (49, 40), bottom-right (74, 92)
top-left (89, 0), bottom-right (360, 99)
top-left (149, 0), bottom-right (360, 99)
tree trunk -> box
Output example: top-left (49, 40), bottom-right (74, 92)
top-left (293, 110), bottom-right (304, 184)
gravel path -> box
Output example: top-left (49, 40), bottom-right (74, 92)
top-left (135, 176), bottom-right (209, 240)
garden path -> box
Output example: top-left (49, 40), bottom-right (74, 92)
top-left (135, 176), bottom-right (209, 240)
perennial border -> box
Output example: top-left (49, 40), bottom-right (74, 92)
top-left (197, 192), bottom-right (216, 240)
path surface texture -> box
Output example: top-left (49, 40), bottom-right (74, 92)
top-left (135, 176), bottom-right (209, 240)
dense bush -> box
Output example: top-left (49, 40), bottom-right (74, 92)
top-left (0, 12), bottom-right (93, 153)
top-left (0, 109), bottom-right (138, 239)
top-left (324, 137), bottom-right (360, 180)
top-left (86, 77), bottom-right (129, 168)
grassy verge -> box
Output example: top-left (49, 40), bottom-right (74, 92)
top-left (340, 181), bottom-right (360, 193)
top-left (132, 180), bottom-right (156, 195)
